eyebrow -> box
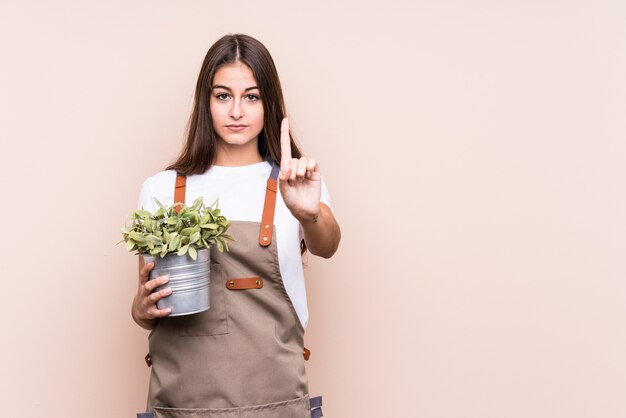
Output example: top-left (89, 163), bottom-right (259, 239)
top-left (211, 84), bottom-right (259, 92)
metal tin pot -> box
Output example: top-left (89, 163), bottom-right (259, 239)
top-left (142, 248), bottom-right (211, 317)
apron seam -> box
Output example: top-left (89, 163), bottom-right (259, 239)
top-left (270, 224), bottom-right (306, 335)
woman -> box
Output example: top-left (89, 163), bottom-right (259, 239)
top-left (132, 33), bottom-right (341, 417)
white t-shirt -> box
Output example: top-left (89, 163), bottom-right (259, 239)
top-left (136, 160), bottom-right (332, 329)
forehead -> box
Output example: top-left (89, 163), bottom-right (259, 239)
top-left (212, 62), bottom-right (257, 88)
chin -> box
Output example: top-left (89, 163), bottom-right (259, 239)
top-left (218, 136), bottom-right (258, 146)
top-left (225, 141), bottom-right (255, 146)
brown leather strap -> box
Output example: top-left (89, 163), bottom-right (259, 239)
top-left (259, 177), bottom-right (277, 246)
top-left (303, 347), bottom-right (311, 361)
top-left (174, 174), bottom-right (186, 213)
top-left (226, 277), bottom-right (264, 290)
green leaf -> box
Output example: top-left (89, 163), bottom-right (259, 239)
top-left (200, 223), bottom-right (218, 230)
top-left (135, 209), bottom-right (152, 219)
top-left (169, 235), bottom-right (181, 251)
top-left (129, 232), bottom-right (147, 243)
top-left (180, 227), bottom-right (195, 236)
top-left (147, 235), bottom-right (162, 245)
top-left (126, 240), bottom-right (136, 251)
top-left (177, 244), bottom-right (189, 256)
top-left (189, 231), bottom-right (201, 245)
top-left (216, 240), bottom-right (224, 252)
top-left (153, 197), bottom-right (165, 208)
top-left (188, 246), bottom-right (197, 260)
top-left (192, 197), bottom-right (203, 211)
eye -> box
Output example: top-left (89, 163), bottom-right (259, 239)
top-left (245, 94), bottom-right (260, 101)
top-left (215, 93), bottom-right (230, 100)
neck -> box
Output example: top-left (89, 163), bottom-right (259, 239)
top-left (214, 139), bottom-right (263, 167)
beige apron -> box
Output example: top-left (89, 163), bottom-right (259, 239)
top-left (141, 160), bottom-right (320, 418)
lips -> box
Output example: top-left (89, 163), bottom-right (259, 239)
top-left (226, 124), bottom-right (247, 132)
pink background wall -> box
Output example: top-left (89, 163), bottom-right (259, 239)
top-left (1, 1), bottom-right (625, 417)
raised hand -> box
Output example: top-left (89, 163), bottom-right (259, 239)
top-left (278, 117), bottom-right (322, 222)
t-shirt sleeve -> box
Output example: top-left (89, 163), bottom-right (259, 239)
top-left (299, 176), bottom-right (333, 241)
top-left (320, 176), bottom-right (332, 213)
top-left (136, 179), bottom-right (158, 212)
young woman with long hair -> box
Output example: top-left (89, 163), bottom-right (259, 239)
top-left (131, 33), bottom-right (341, 417)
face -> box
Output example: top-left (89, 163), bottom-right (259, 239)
top-left (209, 61), bottom-right (264, 149)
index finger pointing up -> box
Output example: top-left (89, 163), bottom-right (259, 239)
top-left (280, 117), bottom-right (292, 172)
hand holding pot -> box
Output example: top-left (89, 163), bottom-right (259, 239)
top-left (132, 259), bottom-right (172, 330)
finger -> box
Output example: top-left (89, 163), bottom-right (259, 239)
top-left (278, 165), bottom-right (289, 182)
top-left (296, 157), bottom-right (308, 180)
top-left (305, 158), bottom-right (318, 179)
top-left (148, 287), bottom-right (173, 304)
top-left (288, 158), bottom-right (299, 185)
top-left (143, 275), bottom-right (170, 294)
top-left (139, 258), bottom-right (154, 286)
top-left (280, 117), bottom-right (292, 173)
top-left (148, 306), bottom-right (172, 319)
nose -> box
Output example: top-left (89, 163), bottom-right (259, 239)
top-left (229, 97), bottom-right (244, 119)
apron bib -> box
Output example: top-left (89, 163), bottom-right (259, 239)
top-left (138, 159), bottom-right (322, 418)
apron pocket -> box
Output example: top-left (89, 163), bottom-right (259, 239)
top-left (153, 394), bottom-right (310, 418)
top-left (174, 263), bottom-right (229, 336)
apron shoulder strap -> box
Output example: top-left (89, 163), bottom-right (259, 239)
top-left (174, 172), bottom-right (186, 213)
top-left (259, 158), bottom-right (279, 247)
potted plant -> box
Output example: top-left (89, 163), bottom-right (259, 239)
top-left (119, 197), bottom-right (234, 316)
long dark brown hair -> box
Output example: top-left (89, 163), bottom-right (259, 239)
top-left (166, 33), bottom-right (303, 175)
